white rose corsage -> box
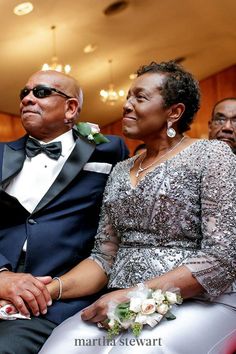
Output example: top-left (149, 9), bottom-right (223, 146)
top-left (75, 122), bottom-right (110, 144)
top-left (106, 283), bottom-right (182, 338)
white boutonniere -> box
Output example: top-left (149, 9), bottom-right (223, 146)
top-left (75, 122), bottom-right (110, 144)
top-left (105, 283), bottom-right (182, 338)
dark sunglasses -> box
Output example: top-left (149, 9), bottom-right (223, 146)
top-left (20, 85), bottom-right (73, 101)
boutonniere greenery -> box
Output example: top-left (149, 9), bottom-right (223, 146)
top-left (75, 122), bottom-right (110, 144)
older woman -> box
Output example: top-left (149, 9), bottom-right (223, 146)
top-left (39, 62), bottom-right (236, 354)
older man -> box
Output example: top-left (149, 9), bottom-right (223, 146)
top-left (0, 70), bottom-right (129, 353)
top-left (208, 97), bottom-right (236, 154)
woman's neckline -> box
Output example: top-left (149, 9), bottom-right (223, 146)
top-left (129, 138), bottom-right (201, 189)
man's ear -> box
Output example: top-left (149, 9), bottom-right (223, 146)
top-left (167, 103), bottom-right (185, 125)
top-left (64, 98), bottom-right (80, 122)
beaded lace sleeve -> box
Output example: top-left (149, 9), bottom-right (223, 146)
top-left (89, 169), bottom-right (121, 275)
top-left (183, 142), bottom-right (236, 297)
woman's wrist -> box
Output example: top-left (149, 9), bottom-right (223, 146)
top-left (47, 277), bottom-right (63, 300)
top-left (53, 277), bottom-right (63, 300)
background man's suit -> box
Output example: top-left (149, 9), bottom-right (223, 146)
top-left (0, 129), bottom-right (129, 324)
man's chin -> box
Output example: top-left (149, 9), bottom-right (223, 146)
top-left (22, 124), bottom-right (41, 137)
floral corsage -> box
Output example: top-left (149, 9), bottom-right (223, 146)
top-left (106, 283), bottom-right (182, 338)
top-left (75, 122), bottom-right (110, 144)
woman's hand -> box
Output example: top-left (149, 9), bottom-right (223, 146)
top-left (81, 288), bottom-right (133, 323)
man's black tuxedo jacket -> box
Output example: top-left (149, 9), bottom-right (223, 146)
top-left (0, 130), bottom-right (129, 324)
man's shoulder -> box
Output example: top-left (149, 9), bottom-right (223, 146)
top-left (92, 134), bottom-right (126, 150)
top-left (103, 134), bottom-right (126, 145)
top-left (91, 135), bottom-right (129, 163)
top-left (0, 135), bottom-right (27, 147)
top-left (0, 136), bottom-right (27, 157)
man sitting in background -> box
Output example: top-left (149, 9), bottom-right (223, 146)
top-left (208, 97), bottom-right (236, 154)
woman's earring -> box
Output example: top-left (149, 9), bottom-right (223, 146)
top-left (167, 122), bottom-right (176, 138)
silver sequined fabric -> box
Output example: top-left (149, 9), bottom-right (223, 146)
top-left (90, 140), bottom-right (236, 297)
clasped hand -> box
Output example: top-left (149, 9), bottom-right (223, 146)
top-left (0, 271), bottom-right (52, 317)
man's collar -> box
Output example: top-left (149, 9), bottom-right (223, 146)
top-left (30, 130), bottom-right (75, 157)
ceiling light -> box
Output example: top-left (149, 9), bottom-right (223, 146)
top-left (42, 26), bottom-right (71, 74)
top-left (100, 59), bottom-right (125, 105)
top-left (83, 44), bottom-right (97, 54)
top-left (13, 2), bottom-right (33, 16)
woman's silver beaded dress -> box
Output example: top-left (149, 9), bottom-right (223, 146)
top-left (91, 140), bottom-right (235, 298)
top-left (39, 140), bottom-right (236, 354)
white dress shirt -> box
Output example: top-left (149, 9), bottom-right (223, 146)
top-left (5, 130), bottom-right (76, 250)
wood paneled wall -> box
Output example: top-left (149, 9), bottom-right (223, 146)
top-left (0, 113), bottom-right (25, 142)
top-left (0, 65), bottom-right (235, 154)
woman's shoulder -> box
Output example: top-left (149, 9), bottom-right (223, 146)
top-left (203, 139), bottom-right (234, 158)
top-left (173, 139), bottom-right (235, 175)
top-left (186, 138), bottom-right (235, 159)
top-left (186, 139), bottom-right (236, 177)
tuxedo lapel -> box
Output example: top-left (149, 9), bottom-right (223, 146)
top-left (0, 138), bottom-right (26, 186)
top-left (33, 136), bottom-right (96, 213)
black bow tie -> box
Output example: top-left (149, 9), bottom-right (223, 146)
top-left (25, 138), bottom-right (62, 160)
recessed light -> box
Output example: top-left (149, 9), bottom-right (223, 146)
top-left (13, 2), bottom-right (33, 16)
top-left (83, 44), bottom-right (97, 54)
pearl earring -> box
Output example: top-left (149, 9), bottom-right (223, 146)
top-left (167, 122), bottom-right (176, 138)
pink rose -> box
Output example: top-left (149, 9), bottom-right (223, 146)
top-left (141, 299), bottom-right (156, 315)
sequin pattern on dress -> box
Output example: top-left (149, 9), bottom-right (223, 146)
top-left (90, 140), bottom-right (236, 297)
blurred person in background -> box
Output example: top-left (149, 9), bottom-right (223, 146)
top-left (208, 97), bottom-right (236, 154)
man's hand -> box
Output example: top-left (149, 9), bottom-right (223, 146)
top-left (0, 271), bottom-right (52, 317)
top-left (81, 288), bottom-right (131, 323)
